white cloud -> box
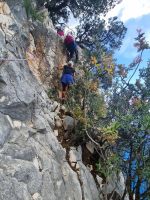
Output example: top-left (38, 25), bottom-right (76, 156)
top-left (118, 37), bottom-right (132, 53)
top-left (106, 0), bottom-right (150, 22)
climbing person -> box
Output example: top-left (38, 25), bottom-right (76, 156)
top-left (60, 61), bottom-right (75, 101)
top-left (64, 32), bottom-right (78, 62)
top-left (57, 27), bottom-right (64, 37)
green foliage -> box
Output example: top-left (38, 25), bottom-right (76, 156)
top-left (37, 0), bottom-right (121, 24)
top-left (76, 16), bottom-right (127, 51)
top-left (36, 0), bottom-right (126, 53)
top-left (142, 114), bottom-right (150, 130)
top-left (87, 51), bottom-right (116, 89)
top-left (62, 61), bottom-right (120, 151)
top-left (107, 39), bottom-right (150, 199)
top-left (96, 153), bottom-right (120, 178)
top-left (47, 88), bottom-right (58, 99)
top-left (62, 65), bottom-right (107, 141)
top-left (24, 0), bottom-right (44, 22)
top-left (143, 160), bottom-right (150, 182)
top-left (24, 0), bottom-right (32, 18)
top-left (87, 93), bottom-right (107, 120)
top-left (99, 121), bottom-right (120, 143)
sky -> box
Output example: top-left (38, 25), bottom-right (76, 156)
top-left (105, 0), bottom-right (150, 80)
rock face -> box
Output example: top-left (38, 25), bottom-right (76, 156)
top-left (0, 1), bottom-right (100, 200)
top-left (0, 1), bottom-right (128, 200)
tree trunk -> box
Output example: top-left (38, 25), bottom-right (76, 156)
top-left (135, 178), bottom-right (141, 200)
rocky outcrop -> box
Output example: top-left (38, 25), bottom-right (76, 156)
top-left (0, 1), bottom-right (100, 200)
top-left (0, 1), bottom-right (128, 200)
top-left (101, 172), bottom-right (129, 200)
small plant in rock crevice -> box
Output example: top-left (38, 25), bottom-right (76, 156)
top-left (24, 0), bottom-right (44, 22)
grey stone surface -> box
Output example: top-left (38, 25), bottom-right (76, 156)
top-left (102, 172), bottom-right (129, 200)
top-left (32, 193), bottom-right (42, 200)
top-left (0, 144), bottom-right (36, 161)
top-left (33, 116), bottom-right (47, 133)
top-left (51, 101), bottom-right (59, 112)
top-left (0, 1), bottom-right (129, 200)
top-left (55, 115), bottom-right (62, 128)
top-left (79, 162), bottom-right (100, 200)
top-left (0, 172), bottom-right (32, 200)
top-left (0, 114), bottom-right (12, 148)
top-left (14, 162), bottom-right (42, 194)
top-left (63, 116), bottom-right (76, 132)
top-left (0, 102), bottom-right (34, 121)
top-left (69, 146), bottom-right (82, 163)
top-left (86, 141), bottom-right (95, 154)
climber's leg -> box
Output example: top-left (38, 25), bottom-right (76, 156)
top-left (66, 42), bottom-right (76, 61)
top-left (61, 83), bottom-right (68, 100)
top-left (65, 44), bottom-right (71, 61)
top-left (75, 48), bottom-right (78, 62)
top-left (66, 50), bottom-right (70, 61)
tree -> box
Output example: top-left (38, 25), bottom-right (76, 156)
top-left (63, 51), bottom-right (120, 177)
top-left (35, 0), bottom-right (126, 52)
top-left (107, 30), bottom-right (150, 200)
top-left (36, 0), bottom-right (121, 24)
top-left (76, 16), bottom-right (127, 51)
top-left (111, 77), bottom-right (150, 200)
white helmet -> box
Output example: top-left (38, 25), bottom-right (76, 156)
top-left (68, 61), bottom-right (74, 67)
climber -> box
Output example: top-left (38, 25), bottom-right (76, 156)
top-left (64, 32), bottom-right (78, 62)
top-left (60, 61), bottom-right (75, 101)
top-left (56, 23), bottom-right (65, 37)
top-left (57, 27), bottom-right (64, 37)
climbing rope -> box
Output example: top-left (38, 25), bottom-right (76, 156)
top-left (0, 58), bottom-right (27, 61)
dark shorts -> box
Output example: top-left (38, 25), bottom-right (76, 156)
top-left (66, 42), bottom-right (77, 51)
top-left (61, 74), bottom-right (74, 85)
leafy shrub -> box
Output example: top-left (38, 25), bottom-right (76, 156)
top-left (96, 153), bottom-right (120, 178)
top-left (47, 88), bottom-right (58, 99)
top-left (24, 0), bottom-right (44, 22)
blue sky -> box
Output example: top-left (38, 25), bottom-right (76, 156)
top-left (116, 14), bottom-right (150, 66)
top-left (115, 14), bottom-right (150, 81)
top-left (105, 0), bottom-right (150, 80)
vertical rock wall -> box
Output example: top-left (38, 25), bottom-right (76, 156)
top-left (0, 1), bottom-right (101, 200)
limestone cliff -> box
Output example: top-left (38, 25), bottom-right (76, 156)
top-left (0, 1), bottom-right (127, 200)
